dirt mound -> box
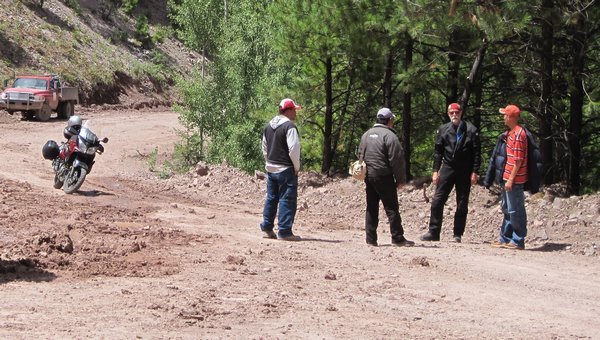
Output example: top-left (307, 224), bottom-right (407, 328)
top-left (0, 177), bottom-right (196, 280)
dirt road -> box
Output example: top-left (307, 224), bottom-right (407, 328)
top-left (0, 108), bottom-right (598, 339)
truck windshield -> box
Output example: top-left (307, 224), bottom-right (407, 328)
top-left (13, 78), bottom-right (48, 90)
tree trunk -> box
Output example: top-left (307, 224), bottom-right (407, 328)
top-left (458, 41), bottom-right (487, 118)
top-left (321, 56), bottom-right (334, 174)
top-left (568, 11), bottom-right (586, 194)
top-left (472, 83), bottom-right (483, 130)
top-left (401, 34), bottom-right (413, 181)
top-left (446, 30), bottom-right (460, 112)
top-left (383, 50), bottom-right (394, 108)
top-left (538, 0), bottom-right (554, 185)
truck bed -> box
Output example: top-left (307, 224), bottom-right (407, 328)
top-left (60, 87), bottom-right (79, 103)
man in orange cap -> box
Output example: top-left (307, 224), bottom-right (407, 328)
top-left (491, 104), bottom-right (528, 250)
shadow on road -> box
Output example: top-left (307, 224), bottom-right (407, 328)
top-left (298, 237), bottom-right (344, 243)
top-left (77, 190), bottom-right (115, 197)
top-left (0, 259), bottom-right (56, 285)
top-left (528, 243), bottom-right (571, 252)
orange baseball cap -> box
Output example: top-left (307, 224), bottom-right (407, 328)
top-left (499, 104), bottom-right (520, 117)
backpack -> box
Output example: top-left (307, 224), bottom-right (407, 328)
top-left (524, 128), bottom-right (543, 194)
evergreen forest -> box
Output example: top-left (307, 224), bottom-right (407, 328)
top-left (168, 0), bottom-right (599, 194)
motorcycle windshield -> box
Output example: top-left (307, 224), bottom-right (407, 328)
top-left (79, 120), bottom-right (99, 146)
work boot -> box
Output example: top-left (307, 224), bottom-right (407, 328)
top-left (262, 230), bottom-right (277, 239)
top-left (277, 234), bottom-right (302, 241)
top-left (419, 232), bottom-right (440, 242)
top-left (392, 238), bottom-right (415, 247)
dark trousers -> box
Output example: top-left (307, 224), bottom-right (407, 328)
top-left (365, 175), bottom-right (404, 244)
top-left (428, 165), bottom-right (471, 237)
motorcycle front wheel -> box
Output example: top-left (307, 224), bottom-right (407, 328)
top-left (63, 167), bottom-right (87, 194)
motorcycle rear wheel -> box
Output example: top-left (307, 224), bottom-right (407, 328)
top-left (53, 174), bottom-right (64, 189)
top-left (63, 167), bottom-right (87, 194)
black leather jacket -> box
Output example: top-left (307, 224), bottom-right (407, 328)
top-left (432, 120), bottom-right (481, 173)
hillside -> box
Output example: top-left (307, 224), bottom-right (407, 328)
top-left (0, 0), bottom-right (197, 107)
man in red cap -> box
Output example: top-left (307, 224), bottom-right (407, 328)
top-left (259, 98), bottom-right (302, 241)
top-left (490, 104), bottom-right (528, 250)
top-left (420, 103), bottom-right (481, 243)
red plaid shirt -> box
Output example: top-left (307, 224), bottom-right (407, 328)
top-left (503, 125), bottom-right (528, 184)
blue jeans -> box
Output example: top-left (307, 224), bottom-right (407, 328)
top-left (499, 182), bottom-right (527, 247)
top-left (260, 167), bottom-right (297, 237)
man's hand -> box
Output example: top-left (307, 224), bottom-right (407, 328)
top-left (470, 172), bottom-right (478, 185)
top-left (504, 179), bottom-right (513, 192)
top-left (432, 171), bottom-right (439, 186)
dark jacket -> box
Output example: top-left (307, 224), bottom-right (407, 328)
top-left (432, 121), bottom-right (481, 173)
top-left (358, 124), bottom-right (406, 184)
top-left (483, 131), bottom-right (508, 188)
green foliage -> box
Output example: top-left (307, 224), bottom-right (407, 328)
top-left (169, 0), bottom-right (600, 193)
top-left (206, 119), bottom-right (265, 173)
top-left (152, 25), bottom-right (173, 44)
top-left (172, 129), bottom-right (204, 170)
top-left (147, 146), bottom-right (158, 172)
top-left (98, 0), bottom-right (120, 21)
top-left (134, 15), bottom-right (152, 48)
top-left (147, 147), bottom-right (174, 179)
top-left (168, 0), bottom-right (223, 54)
top-left (63, 0), bottom-right (82, 15)
top-left (121, 0), bottom-right (139, 15)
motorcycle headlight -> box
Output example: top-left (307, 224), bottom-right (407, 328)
top-left (78, 142), bottom-right (98, 155)
top-left (86, 146), bottom-right (98, 155)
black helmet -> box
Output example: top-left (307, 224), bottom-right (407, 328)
top-left (42, 140), bottom-right (59, 160)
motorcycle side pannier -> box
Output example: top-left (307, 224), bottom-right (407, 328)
top-left (42, 140), bottom-right (59, 160)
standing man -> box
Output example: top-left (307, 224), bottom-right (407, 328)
top-left (358, 108), bottom-right (414, 247)
top-left (492, 104), bottom-right (528, 250)
top-left (260, 98), bottom-right (302, 241)
top-left (420, 103), bottom-right (481, 243)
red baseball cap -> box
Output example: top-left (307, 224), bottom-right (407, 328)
top-left (447, 103), bottom-right (461, 112)
top-left (279, 98), bottom-right (301, 111)
top-left (499, 104), bottom-right (520, 117)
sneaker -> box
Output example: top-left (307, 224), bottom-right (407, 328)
top-left (490, 240), bottom-right (506, 248)
top-left (453, 235), bottom-right (462, 243)
top-left (277, 234), bottom-right (302, 241)
top-left (262, 230), bottom-right (277, 239)
top-left (392, 239), bottom-right (415, 247)
top-left (503, 242), bottom-right (524, 250)
top-left (419, 232), bottom-right (440, 242)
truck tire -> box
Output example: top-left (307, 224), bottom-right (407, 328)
top-left (21, 111), bottom-right (35, 120)
top-left (36, 103), bottom-right (52, 122)
top-left (58, 101), bottom-right (74, 119)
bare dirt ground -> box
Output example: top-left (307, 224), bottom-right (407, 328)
top-left (0, 107), bottom-right (599, 339)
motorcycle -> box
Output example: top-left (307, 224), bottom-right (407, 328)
top-left (42, 121), bottom-right (108, 194)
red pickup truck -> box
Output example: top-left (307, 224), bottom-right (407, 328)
top-left (0, 75), bottom-right (78, 121)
